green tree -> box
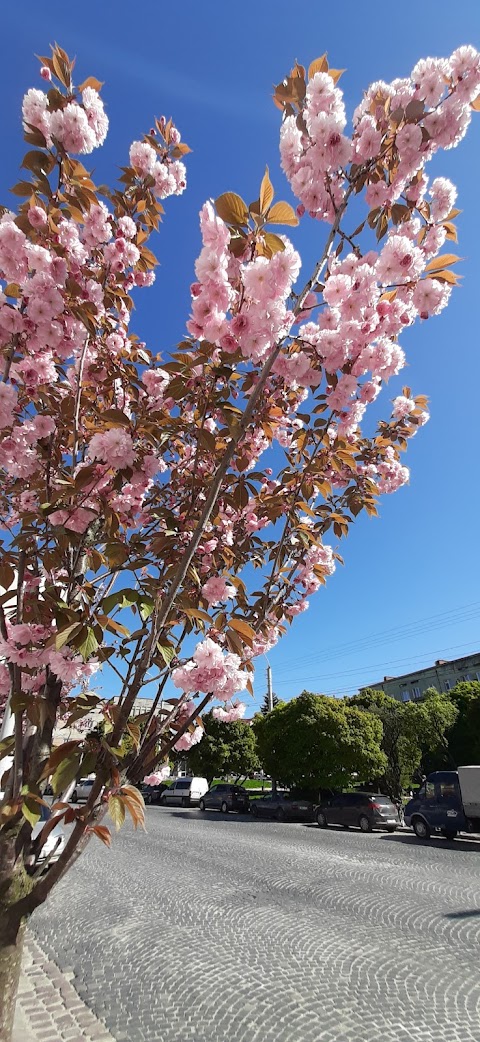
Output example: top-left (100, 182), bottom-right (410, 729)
top-left (253, 692), bottom-right (386, 793)
top-left (351, 688), bottom-right (457, 796)
top-left (187, 713), bottom-right (259, 784)
top-left (260, 691), bottom-right (280, 715)
top-left (443, 681), bottom-right (480, 767)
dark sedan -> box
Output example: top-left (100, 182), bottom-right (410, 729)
top-left (141, 781), bottom-right (171, 805)
top-left (250, 792), bottom-right (314, 822)
top-left (199, 784), bottom-right (249, 814)
top-left (315, 792), bottom-right (399, 832)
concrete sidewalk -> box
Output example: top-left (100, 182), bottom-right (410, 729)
top-left (13, 933), bottom-right (116, 1042)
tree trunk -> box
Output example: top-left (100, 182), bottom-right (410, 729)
top-left (0, 912), bottom-right (25, 1042)
top-left (0, 828), bottom-right (35, 1042)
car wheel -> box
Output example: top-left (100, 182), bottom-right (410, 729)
top-left (199, 799), bottom-right (206, 812)
top-left (358, 815), bottom-right (372, 833)
top-left (144, 793), bottom-right (152, 805)
top-left (71, 790), bottom-right (78, 803)
top-left (413, 816), bottom-right (431, 840)
top-left (442, 829), bottom-right (457, 841)
top-left (160, 794), bottom-right (167, 806)
top-left (316, 810), bottom-right (328, 828)
top-left (251, 804), bottom-right (259, 817)
top-left (275, 807), bottom-right (285, 822)
top-left (220, 801), bottom-right (229, 814)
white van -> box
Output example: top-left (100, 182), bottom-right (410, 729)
top-left (161, 777), bottom-right (208, 807)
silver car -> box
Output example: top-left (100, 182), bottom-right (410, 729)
top-left (28, 804), bottom-right (66, 873)
top-left (71, 777), bottom-right (95, 802)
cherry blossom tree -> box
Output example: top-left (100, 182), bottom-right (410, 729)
top-left (0, 41), bottom-right (479, 1039)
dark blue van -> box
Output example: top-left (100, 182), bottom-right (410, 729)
top-left (404, 771), bottom-right (466, 840)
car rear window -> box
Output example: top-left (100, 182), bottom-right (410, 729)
top-left (371, 796), bottom-right (394, 805)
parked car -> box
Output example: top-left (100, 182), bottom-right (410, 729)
top-left (71, 777), bottom-right (95, 803)
top-left (27, 804), bottom-right (66, 874)
top-left (160, 776), bottom-right (208, 807)
top-left (404, 767), bottom-right (480, 840)
top-left (199, 784), bottom-right (250, 814)
top-left (141, 781), bottom-right (171, 805)
top-left (250, 792), bottom-right (314, 822)
top-left (315, 792), bottom-right (399, 832)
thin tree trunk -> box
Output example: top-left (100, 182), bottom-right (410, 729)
top-left (0, 829), bottom-right (35, 1042)
top-left (0, 914), bottom-right (26, 1042)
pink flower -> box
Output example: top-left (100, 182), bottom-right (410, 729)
top-left (28, 206), bottom-right (47, 228)
top-left (0, 383), bottom-right (17, 429)
top-left (87, 428), bottom-right (135, 470)
top-left (40, 66), bottom-right (52, 81)
top-left (202, 576), bottom-right (235, 605)
top-left (129, 140), bottom-right (156, 177)
top-left (212, 702), bottom-right (246, 722)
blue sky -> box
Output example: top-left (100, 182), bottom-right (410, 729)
top-left (1, 2), bottom-right (479, 711)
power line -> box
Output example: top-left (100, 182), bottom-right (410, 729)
top-left (273, 637), bottom-right (480, 690)
top-left (273, 601), bottom-right (480, 675)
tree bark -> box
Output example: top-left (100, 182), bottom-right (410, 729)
top-left (0, 829), bottom-right (34, 1042)
top-left (0, 913), bottom-right (26, 1042)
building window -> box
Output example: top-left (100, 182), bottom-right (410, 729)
top-left (401, 690), bottom-right (410, 702)
top-left (444, 681), bottom-right (451, 691)
top-left (412, 686), bottom-right (420, 700)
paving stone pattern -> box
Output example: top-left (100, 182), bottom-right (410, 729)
top-left (30, 809), bottom-right (480, 1042)
top-left (14, 932), bottom-right (116, 1042)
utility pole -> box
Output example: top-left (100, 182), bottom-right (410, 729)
top-left (266, 663), bottom-right (274, 713)
top-left (266, 662), bottom-right (277, 795)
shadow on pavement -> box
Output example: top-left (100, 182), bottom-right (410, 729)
top-left (380, 832), bottom-right (480, 853)
top-left (445, 908), bottom-right (480, 918)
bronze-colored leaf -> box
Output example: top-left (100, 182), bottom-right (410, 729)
top-left (215, 192), bottom-right (249, 226)
top-left (267, 201), bottom-right (299, 226)
top-left (77, 76), bottom-right (104, 93)
top-left (308, 54), bottom-right (329, 79)
top-left (259, 167), bottom-right (274, 215)
top-left (425, 253), bottom-right (461, 272)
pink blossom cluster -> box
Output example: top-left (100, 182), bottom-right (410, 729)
top-left (0, 622), bottom-right (98, 694)
top-left (22, 85), bottom-right (108, 153)
top-left (172, 636), bottom-right (248, 702)
top-left (143, 766), bottom-right (171, 785)
top-left (187, 202), bottom-right (300, 362)
top-left (280, 71), bottom-right (351, 221)
top-left (174, 725), bottom-right (203, 752)
top-left (296, 542), bottom-right (336, 595)
top-left (212, 701), bottom-right (246, 722)
top-left (202, 576), bottom-right (235, 605)
top-left (129, 138), bottom-right (186, 200)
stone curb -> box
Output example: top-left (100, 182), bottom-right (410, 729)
top-left (13, 931), bottom-right (116, 1042)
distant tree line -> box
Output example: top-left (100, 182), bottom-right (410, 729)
top-left (187, 682), bottom-right (480, 798)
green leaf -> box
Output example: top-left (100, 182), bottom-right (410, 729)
top-left (139, 598), bottom-right (155, 621)
top-left (78, 627), bottom-right (99, 661)
top-left (102, 589), bottom-right (139, 614)
top-left (157, 642), bottom-right (175, 666)
top-left (54, 622), bottom-right (83, 651)
top-left (0, 736), bottom-right (15, 758)
top-left (22, 796), bottom-right (42, 828)
top-left (51, 750), bottom-right (82, 795)
top-left (40, 740), bottom-right (82, 780)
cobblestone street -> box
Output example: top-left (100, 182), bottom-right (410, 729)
top-left (29, 808), bottom-right (480, 1042)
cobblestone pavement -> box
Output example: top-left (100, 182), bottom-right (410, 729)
top-left (30, 808), bottom-right (480, 1042)
top-left (14, 933), bottom-right (116, 1042)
